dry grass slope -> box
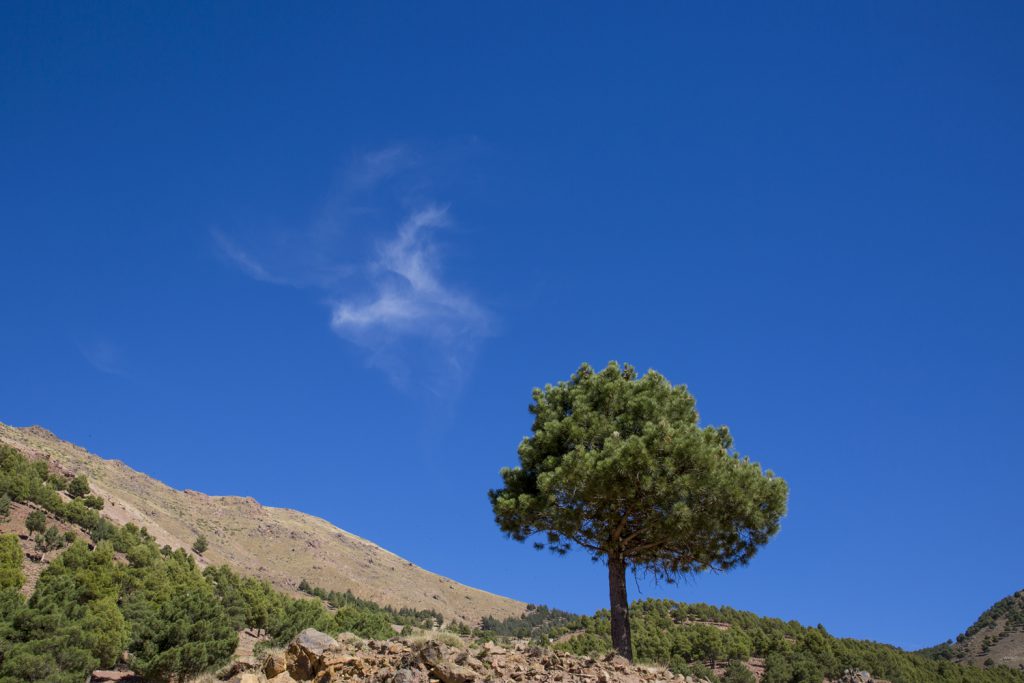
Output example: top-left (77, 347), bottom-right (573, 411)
top-left (0, 422), bottom-right (526, 626)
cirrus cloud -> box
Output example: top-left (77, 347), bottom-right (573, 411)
top-left (214, 148), bottom-right (493, 393)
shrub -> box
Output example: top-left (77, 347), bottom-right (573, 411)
top-left (192, 535), bottom-right (209, 555)
top-left (724, 660), bottom-right (757, 683)
top-left (0, 534), bottom-right (23, 590)
top-left (67, 475), bottom-right (90, 499)
top-left (25, 510), bottom-right (46, 534)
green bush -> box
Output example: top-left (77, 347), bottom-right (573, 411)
top-left (67, 475), bottom-right (90, 499)
top-left (192, 534), bottom-right (209, 555)
top-left (25, 510), bottom-right (46, 534)
top-left (0, 535), bottom-right (23, 591)
top-left (724, 660), bottom-right (756, 683)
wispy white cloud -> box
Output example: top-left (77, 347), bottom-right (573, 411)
top-left (214, 148), bottom-right (492, 393)
top-left (212, 229), bottom-right (290, 285)
top-left (330, 205), bottom-right (489, 343)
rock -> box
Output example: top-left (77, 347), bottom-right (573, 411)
top-left (603, 653), bottom-right (632, 670)
top-left (293, 628), bottom-right (339, 655)
top-left (228, 673), bottom-right (266, 683)
top-left (419, 641), bottom-right (479, 683)
top-left (481, 642), bottom-right (507, 656)
top-left (263, 628), bottom-right (708, 683)
top-left (222, 657), bottom-right (258, 679)
top-left (437, 661), bottom-right (478, 683)
top-left (418, 640), bottom-right (450, 668)
top-left (392, 668), bottom-right (428, 683)
top-left (264, 649), bottom-right (288, 678)
top-left (287, 628), bottom-right (339, 680)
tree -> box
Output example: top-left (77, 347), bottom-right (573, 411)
top-left (67, 475), bottom-right (90, 499)
top-left (0, 534), bottom-right (23, 591)
top-left (724, 660), bottom-right (757, 683)
top-left (0, 494), bottom-right (10, 520)
top-left (36, 525), bottom-right (63, 554)
top-left (192, 534), bottom-right (208, 555)
top-left (25, 509), bottom-right (46, 535)
top-left (490, 362), bottom-right (788, 660)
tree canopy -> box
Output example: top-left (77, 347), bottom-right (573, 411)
top-left (490, 361), bottom-right (789, 659)
top-left (67, 475), bottom-right (90, 499)
top-left (192, 534), bottom-right (208, 555)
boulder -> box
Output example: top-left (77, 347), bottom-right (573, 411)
top-left (263, 649), bottom-right (288, 678)
top-left (287, 628), bottom-right (338, 680)
top-left (293, 628), bottom-right (339, 655)
top-left (392, 668), bottom-right (428, 683)
top-left (419, 641), bottom-right (479, 683)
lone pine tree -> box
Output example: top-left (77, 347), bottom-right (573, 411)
top-left (490, 362), bottom-right (788, 660)
top-left (192, 534), bottom-right (208, 555)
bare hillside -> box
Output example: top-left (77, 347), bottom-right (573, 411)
top-left (0, 422), bottom-right (526, 626)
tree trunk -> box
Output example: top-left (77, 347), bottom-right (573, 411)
top-left (608, 553), bottom-right (633, 661)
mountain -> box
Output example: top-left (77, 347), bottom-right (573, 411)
top-left (922, 590), bottom-right (1024, 671)
top-left (0, 421), bottom-right (525, 626)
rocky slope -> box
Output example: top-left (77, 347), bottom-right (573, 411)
top-left (200, 629), bottom-right (887, 683)
top-left (0, 422), bottom-right (525, 626)
top-left (220, 628), bottom-right (710, 683)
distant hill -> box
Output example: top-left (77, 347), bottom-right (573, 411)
top-left (921, 590), bottom-right (1024, 672)
top-left (531, 599), bottom-right (1024, 682)
top-left (0, 421), bottom-right (525, 626)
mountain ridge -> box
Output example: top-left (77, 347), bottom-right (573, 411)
top-left (0, 421), bottom-right (526, 626)
top-left (921, 589), bottom-right (1024, 671)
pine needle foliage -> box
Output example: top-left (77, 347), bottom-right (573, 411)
top-left (490, 361), bottom-right (788, 659)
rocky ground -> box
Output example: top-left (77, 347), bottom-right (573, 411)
top-left (219, 628), bottom-right (707, 683)
top-left (87, 628), bottom-right (893, 683)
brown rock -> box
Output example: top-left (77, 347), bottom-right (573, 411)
top-left (229, 673), bottom-right (266, 683)
top-left (481, 642), bottom-right (508, 656)
top-left (287, 628), bottom-right (339, 680)
top-left (221, 657), bottom-right (259, 679)
top-left (392, 668), bottom-right (428, 683)
top-left (419, 641), bottom-right (479, 683)
top-left (262, 628), bottom-right (708, 683)
top-left (264, 649), bottom-right (289, 678)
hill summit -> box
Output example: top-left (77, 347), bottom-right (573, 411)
top-left (923, 590), bottom-right (1024, 671)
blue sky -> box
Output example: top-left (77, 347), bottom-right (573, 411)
top-left (2, 3), bottom-right (1022, 650)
